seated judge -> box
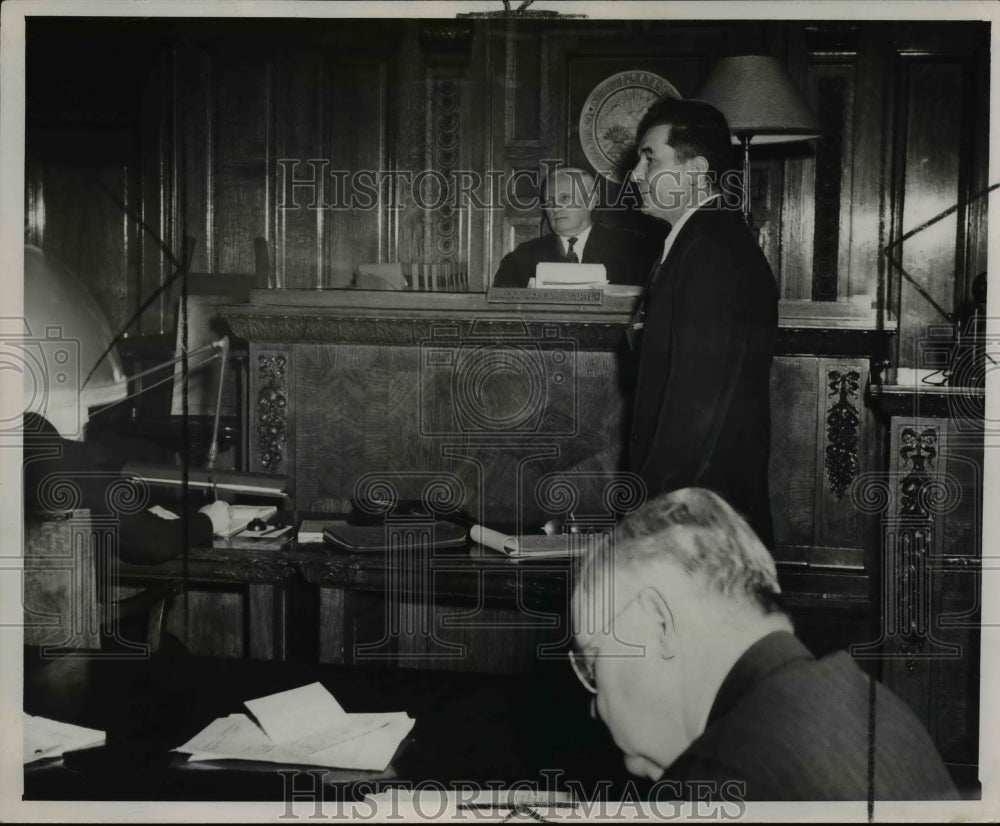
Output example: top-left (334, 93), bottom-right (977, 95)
top-left (492, 167), bottom-right (655, 288)
top-left (570, 488), bottom-right (958, 801)
top-left (20, 244), bottom-right (231, 564)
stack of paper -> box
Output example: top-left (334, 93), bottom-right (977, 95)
top-left (531, 262), bottom-right (608, 289)
top-left (23, 714), bottom-right (105, 763)
top-left (175, 683), bottom-right (414, 772)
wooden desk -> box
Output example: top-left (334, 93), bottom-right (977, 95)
top-left (298, 541), bottom-right (574, 673)
top-left (114, 540), bottom-right (305, 660)
top-left (22, 645), bottom-right (628, 803)
top-left (110, 517), bottom-right (576, 672)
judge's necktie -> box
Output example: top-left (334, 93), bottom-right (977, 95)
top-left (565, 236), bottom-right (579, 263)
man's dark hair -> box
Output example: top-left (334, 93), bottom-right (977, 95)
top-left (635, 97), bottom-right (735, 178)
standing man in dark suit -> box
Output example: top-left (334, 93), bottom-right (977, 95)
top-left (570, 488), bottom-right (958, 801)
top-left (492, 167), bottom-right (655, 288)
top-left (627, 97), bottom-right (777, 547)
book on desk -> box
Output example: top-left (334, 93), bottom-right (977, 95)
top-left (298, 519), bottom-right (469, 551)
top-left (470, 524), bottom-right (610, 560)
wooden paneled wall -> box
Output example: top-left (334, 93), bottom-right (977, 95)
top-left (173, 34), bottom-right (394, 286)
top-left (26, 19), bottom-right (989, 356)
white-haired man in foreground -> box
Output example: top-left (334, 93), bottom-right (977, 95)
top-left (570, 487), bottom-right (958, 801)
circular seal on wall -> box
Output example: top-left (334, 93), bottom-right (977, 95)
top-left (579, 71), bottom-right (681, 182)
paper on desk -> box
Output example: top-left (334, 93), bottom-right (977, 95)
top-left (245, 682), bottom-right (346, 742)
top-left (178, 712), bottom-right (413, 771)
top-left (533, 262), bottom-right (607, 288)
top-left (23, 714), bottom-right (105, 763)
top-left (177, 714), bottom-right (303, 764)
top-left (148, 504), bottom-right (180, 520)
top-left (175, 684), bottom-right (415, 771)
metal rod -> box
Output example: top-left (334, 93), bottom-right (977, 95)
top-left (207, 336), bottom-right (229, 472)
top-left (741, 133), bottom-right (753, 224)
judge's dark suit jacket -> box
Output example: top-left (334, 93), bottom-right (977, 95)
top-left (630, 204), bottom-right (777, 546)
top-left (492, 222), bottom-right (654, 288)
top-left (661, 632), bottom-right (958, 800)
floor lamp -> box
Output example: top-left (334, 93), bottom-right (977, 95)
top-left (696, 55), bottom-right (821, 225)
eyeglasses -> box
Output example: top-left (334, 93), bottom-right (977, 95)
top-left (568, 592), bottom-right (642, 695)
top-left (569, 648), bottom-right (598, 694)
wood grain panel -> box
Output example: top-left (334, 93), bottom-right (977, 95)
top-left (326, 60), bottom-right (387, 286)
top-left (174, 44), bottom-right (213, 274)
top-left (849, 24), bottom-right (892, 308)
top-left (140, 49), bottom-right (175, 335)
top-left (779, 152), bottom-right (816, 300)
top-left (506, 22), bottom-right (545, 146)
top-left (769, 356), bottom-right (819, 550)
top-left (927, 434), bottom-right (981, 766)
top-left (895, 59), bottom-right (964, 368)
top-left (395, 600), bottom-right (567, 674)
top-left (274, 49), bottom-right (325, 288)
top-left (290, 343), bottom-right (625, 527)
top-left (165, 589), bottom-right (244, 658)
top-left (504, 215), bottom-right (545, 258)
top-left (23, 512), bottom-right (100, 650)
top-left (213, 54), bottom-right (272, 275)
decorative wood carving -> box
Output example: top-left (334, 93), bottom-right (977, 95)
top-left (419, 21), bottom-right (474, 56)
top-left (864, 422), bottom-right (961, 674)
top-left (824, 368), bottom-right (861, 499)
top-left (257, 353), bottom-right (288, 473)
top-left (426, 71), bottom-right (465, 283)
top-left (209, 558), bottom-right (297, 583)
top-left (893, 424), bottom-right (938, 670)
top-left (899, 425), bottom-right (939, 517)
top-left (227, 312), bottom-right (631, 350)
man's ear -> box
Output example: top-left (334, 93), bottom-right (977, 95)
top-left (689, 155), bottom-right (710, 175)
top-left (636, 586), bottom-right (676, 660)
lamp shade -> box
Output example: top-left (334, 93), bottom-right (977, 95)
top-left (697, 55), bottom-right (821, 145)
top-left (15, 245), bottom-right (127, 440)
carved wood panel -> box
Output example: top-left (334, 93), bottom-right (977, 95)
top-left (875, 416), bottom-right (981, 768)
top-left (769, 356), bottom-right (870, 568)
top-left (249, 346), bottom-right (294, 482)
